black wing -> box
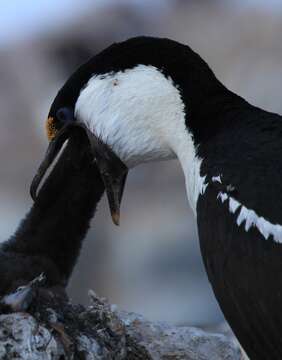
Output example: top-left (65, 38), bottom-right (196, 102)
top-left (197, 139), bottom-right (282, 359)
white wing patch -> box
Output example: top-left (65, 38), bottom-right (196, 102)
top-left (212, 175), bottom-right (222, 183)
top-left (212, 176), bottom-right (282, 243)
top-left (217, 192), bottom-right (228, 203)
top-left (229, 197), bottom-right (240, 214)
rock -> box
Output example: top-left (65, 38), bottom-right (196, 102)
top-left (0, 313), bottom-right (64, 360)
top-left (118, 311), bottom-right (244, 360)
top-left (0, 292), bottom-right (245, 360)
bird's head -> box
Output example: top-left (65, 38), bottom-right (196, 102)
top-left (31, 36), bottom-right (230, 222)
top-left (31, 73), bottom-right (128, 226)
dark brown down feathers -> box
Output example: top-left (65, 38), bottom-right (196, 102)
top-left (0, 132), bottom-right (104, 295)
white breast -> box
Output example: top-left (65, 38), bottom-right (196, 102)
top-left (75, 64), bottom-right (182, 167)
top-left (74, 63), bottom-right (207, 214)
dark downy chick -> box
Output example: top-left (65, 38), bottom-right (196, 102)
top-left (0, 131), bottom-right (104, 308)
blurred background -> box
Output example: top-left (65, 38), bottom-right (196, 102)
top-left (1, 0), bottom-right (282, 331)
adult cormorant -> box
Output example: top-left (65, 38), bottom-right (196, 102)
top-left (32, 36), bottom-right (282, 359)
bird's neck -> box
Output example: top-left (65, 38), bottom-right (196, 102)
top-left (160, 50), bottom-right (251, 214)
top-left (4, 135), bottom-right (104, 282)
top-left (169, 124), bottom-right (205, 215)
top-left (168, 88), bottom-right (250, 215)
top-left (166, 46), bottom-right (251, 144)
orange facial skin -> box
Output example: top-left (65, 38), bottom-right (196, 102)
top-left (46, 117), bottom-right (58, 141)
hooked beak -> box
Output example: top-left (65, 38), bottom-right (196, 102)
top-left (83, 127), bottom-right (128, 226)
top-left (30, 123), bottom-right (128, 226)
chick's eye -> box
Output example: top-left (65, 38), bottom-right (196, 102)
top-left (56, 107), bottom-right (74, 123)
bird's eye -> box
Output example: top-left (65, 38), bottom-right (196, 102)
top-left (56, 107), bottom-right (74, 124)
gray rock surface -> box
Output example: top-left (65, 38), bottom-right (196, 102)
top-left (119, 311), bottom-right (244, 360)
top-left (0, 291), bottom-right (244, 360)
top-left (0, 314), bottom-right (64, 360)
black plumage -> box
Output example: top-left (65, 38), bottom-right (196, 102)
top-left (197, 109), bottom-right (282, 359)
top-left (0, 132), bottom-right (104, 296)
top-left (37, 36), bottom-right (282, 359)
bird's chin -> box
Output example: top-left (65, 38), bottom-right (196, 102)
top-left (30, 122), bottom-right (128, 226)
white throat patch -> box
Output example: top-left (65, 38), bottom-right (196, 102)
top-left (74, 62), bottom-right (282, 244)
top-left (75, 63), bottom-right (204, 213)
top-left (75, 65), bottom-right (181, 167)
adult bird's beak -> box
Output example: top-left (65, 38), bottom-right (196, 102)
top-left (84, 130), bottom-right (128, 226)
top-left (30, 124), bottom-right (73, 202)
top-left (30, 122), bottom-right (128, 226)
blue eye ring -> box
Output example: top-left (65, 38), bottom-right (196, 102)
top-left (56, 107), bottom-right (74, 123)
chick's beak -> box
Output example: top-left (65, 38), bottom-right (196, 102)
top-left (30, 122), bottom-right (128, 226)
